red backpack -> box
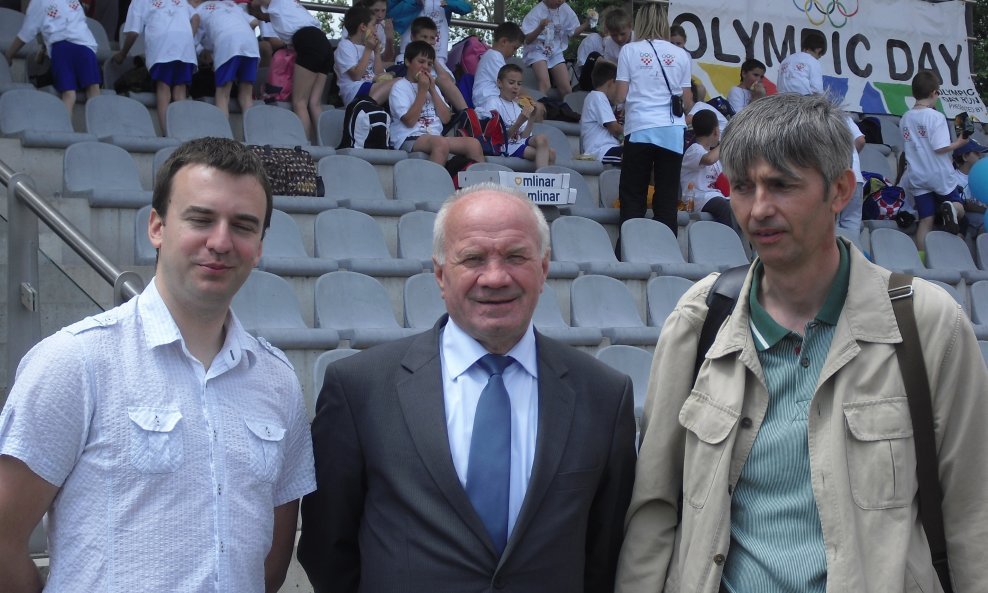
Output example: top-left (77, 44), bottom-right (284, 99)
top-left (452, 108), bottom-right (508, 157)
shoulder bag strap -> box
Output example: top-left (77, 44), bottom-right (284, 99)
top-left (887, 272), bottom-right (953, 593)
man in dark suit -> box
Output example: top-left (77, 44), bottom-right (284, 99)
top-left (298, 184), bottom-right (637, 593)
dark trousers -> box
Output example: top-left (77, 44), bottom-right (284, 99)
top-left (702, 196), bottom-right (734, 227)
top-left (618, 139), bottom-right (684, 238)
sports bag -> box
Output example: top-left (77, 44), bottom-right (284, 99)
top-left (862, 171), bottom-right (910, 225)
top-left (339, 97), bottom-right (392, 150)
top-left (264, 47), bottom-right (296, 104)
top-left (247, 145), bottom-right (323, 196)
top-left (451, 108), bottom-right (507, 157)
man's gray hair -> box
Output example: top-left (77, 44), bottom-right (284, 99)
top-left (432, 183), bottom-right (551, 264)
top-left (720, 93), bottom-right (853, 194)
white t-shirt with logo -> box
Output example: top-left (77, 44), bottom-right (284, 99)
top-left (389, 77), bottom-right (447, 148)
top-left (727, 86), bottom-right (751, 114)
top-left (681, 141), bottom-right (724, 210)
top-left (901, 106), bottom-right (955, 195)
top-left (472, 49), bottom-right (504, 108)
top-left (257, 0), bottom-right (317, 43)
top-left (123, 0), bottom-right (197, 68)
top-left (777, 50), bottom-right (823, 96)
top-left (521, 1), bottom-right (579, 66)
top-left (616, 39), bottom-right (690, 135)
top-left (18, 0), bottom-right (98, 53)
top-left (194, 0), bottom-right (258, 69)
top-left (334, 38), bottom-right (375, 106)
top-left (580, 90), bottom-right (619, 160)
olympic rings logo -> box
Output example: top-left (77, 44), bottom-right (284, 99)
top-left (792, 0), bottom-right (859, 27)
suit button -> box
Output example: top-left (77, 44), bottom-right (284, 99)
top-left (493, 577), bottom-right (505, 589)
top-left (713, 554), bottom-right (726, 565)
top-left (740, 417), bottom-right (752, 428)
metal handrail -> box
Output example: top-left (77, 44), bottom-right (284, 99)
top-left (0, 160), bottom-right (143, 302)
top-left (298, 1), bottom-right (499, 32)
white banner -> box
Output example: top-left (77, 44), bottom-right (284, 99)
top-left (670, 0), bottom-right (988, 120)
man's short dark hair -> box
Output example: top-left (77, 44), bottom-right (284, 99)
top-left (410, 16), bottom-right (437, 37)
top-left (692, 109), bottom-right (718, 137)
top-left (404, 39), bottom-right (436, 63)
top-left (343, 5), bottom-right (373, 36)
top-left (591, 59), bottom-right (617, 89)
top-left (669, 24), bottom-right (686, 40)
top-left (740, 58), bottom-right (765, 74)
top-left (801, 30), bottom-right (826, 54)
top-left (912, 69), bottom-right (940, 100)
top-left (493, 22), bottom-right (524, 44)
top-left (497, 62), bottom-right (523, 81)
top-left (152, 137), bottom-right (273, 234)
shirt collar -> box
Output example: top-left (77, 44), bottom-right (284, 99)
top-left (441, 317), bottom-right (539, 380)
top-left (748, 239), bottom-right (850, 351)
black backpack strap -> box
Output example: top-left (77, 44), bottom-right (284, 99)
top-left (694, 265), bottom-right (749, 382)
top-left (887, 272), bottom-right (953, 593)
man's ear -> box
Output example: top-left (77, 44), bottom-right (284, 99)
top-left (829, 169), bottom-right (856, 215)
top-left (148, 208), bottom-right (164, 250)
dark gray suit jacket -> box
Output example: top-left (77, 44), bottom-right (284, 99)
top-left (297, 316), bottom-right (637, 593)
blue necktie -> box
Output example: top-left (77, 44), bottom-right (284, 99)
top-left (465, 353), bottom-right (513, 555)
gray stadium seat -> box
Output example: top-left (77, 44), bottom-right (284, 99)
top-left (0, 88), bottom-right (97, 147)
top-left (242, 104), bottom-right (335, 159)
top-left (0, 58), bottom-right (32, 94)
top-left (836, 227), bottom-right (867, 254)
top-left (152, 146), bottom-right (178, 184)
top-left (397, 210), bottom-right (437, 270)
top-left (598, 167), bottom-right (620, 209)
top-left (102, 57), bottom-right (156, 108)
top-left (134, 205), bottom-right (156, 265)
top-left (687, 220), bottom-right (749, 269)
top-left (541, 164), bottom-right (619, 224)
top-left (86, 17), bottom-right (113, 63)
top-left (531, 283), bottom-right (603, 347)
top-left (311, 348), bottom-right (361, 417)
top-left (621, 218), bottom-right (719, 280)
top-left (924, 231), bottom-right (988, 282)
top-left (258, 209), bottom-right (339, 276)
top-left (0, 8), bottom-right (39, 59)
top-left (595, 344), bottom-right (652, 418)
top-left (467, 162), bottom-right (513, 173)
top-left (485, 155), bottom-right (537, 172)
top-left (314, 271), bottom-right (420, 348)
top-left (85, 94), bottom-right (180, 153)
top-left (980, 341), bottom-right (988, 365)
top-left (562, 90), bottom-right (588, 115)
top-left (874, 115), bottom-right (903, 153)
top-left (232, 270), bottom-right (341, 349)
top-left (393, 159), bottom-right (455, 211)
top-left (571, 275), bottom-right (661, 346)
top-left (319, 154), bottom-right (417, 216)
top-left (551, 216), bottom-right (652, 279)
top-left (870, 228), bottom-right (962, 284)
top-left (166, 100), bottom-right (234, 140)
top-left (63, 141), bottom-right (152, 207)
top-left (979, 234), bottom-right (988, 270)
top-left (403, 272), bottom-right (445, 329)
top-left (646, 275), bottom-right (694, 328)
top-left (970, 281), bottom-right (988, 340)
top-left (859, 144), bottom-right (894, 179)
top-left (314, 209), bottom-right (423, 277)
top-left (532, 123), bottom-right (604, 176)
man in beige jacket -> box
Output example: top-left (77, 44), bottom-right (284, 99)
top-left (616, 93), bottom-right (988, 593)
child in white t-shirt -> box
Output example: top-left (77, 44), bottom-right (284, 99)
top-left (473, 22), bottom-right (524, 108)
top-left (389, 40), bottom-right (485, 164)
top-left (580, 59), bottom-right (622, 165)
top-left (116, 0), bottom-right (199, 131)
top-left (408, 17), bottom-right (466, 111)
top-left (727, 58), bottom-right (766, 114)
top-left (680, 110), bottom-right (731, 226)
top-left (521, 0), bottom-right (589, 96)
top-left (392, 0), bottom-right (471, 68)
top-left (190, 0), bottom-right (260, 115)
top-left (477, 63), bottom-right (554, 168)
top-left (601, 8), bottom-right (632, 63)
top-left (777, 31), bottom-right (825, 96)
top-left (335, 5), bottom-right (397, 106)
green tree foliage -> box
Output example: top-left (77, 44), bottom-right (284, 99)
top-left (974, 0), bottom-right (988, 102)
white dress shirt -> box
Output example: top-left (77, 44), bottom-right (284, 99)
top-left (440, 318), bottom-right (539, 538)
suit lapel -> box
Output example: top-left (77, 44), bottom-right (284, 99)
top-left (396, 317), bottom-right (497, 554)
top-left (501, 333), bottom-right (576, 562)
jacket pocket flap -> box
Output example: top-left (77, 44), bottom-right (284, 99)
top-left (128, 407), bottom-right (182, 432)
top-left (678, 392), bottom-right (739, 445)
top-left (245, 418), bottom-right (287, 442)
top-left (843, 398), bottom-right (913, 441)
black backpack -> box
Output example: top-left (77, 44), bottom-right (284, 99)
top-left (339, 97), bottom-right (391, 150)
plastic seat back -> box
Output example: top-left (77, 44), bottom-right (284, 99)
top-left (263, 209), bottom-right (309, 258)
top-left (393, 159), bottom-right (455, 206)
top-left (646, 275), bottom-right (694, 327)
top-left (621, 218), bottom-right (687, 265)
top-left (86, 94), bottom-right (157, 138)
top-left (596, 345), bottom-right (652, 414)
top-left (63, 141), bottom-right (143, 193)
top-left (315, 271), bottom-right (402, 330)
top-left (397, 211), bottom-right (437, 262)
top-left (0, 88), bottom-right (73, 134)
top-left (571, 275), bottom-right (645, 328)
top-left (687, 220), bottom-right (749, 267)
top-left (166, 100), bottom-right (234, 140)
top-left (314, 209), bottom-right (392, 260)
top-left (244, 104), bottom-right (310, 147)
top-left (232, 270), bottom-right (308, 330)
top-left (551, 216), bottom-right (618, 264)
top-left (403, 273), bottom-right (445, 328)
top-left (317, 109), bottom-right (346, 148)
top-left (319, 155), bottom-right (387, 202)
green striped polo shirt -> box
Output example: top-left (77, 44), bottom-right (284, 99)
top-left (721, 240), bottom-right (849, 593)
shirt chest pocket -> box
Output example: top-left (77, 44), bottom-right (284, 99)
top-left (244, 418), bottom-right (286, 484)
top-left (128, 407), bottom-right (184, 474)
top-left (678, 392), bottom-right (738, 509)
top-left (843, 397), bottom-right (916, 510)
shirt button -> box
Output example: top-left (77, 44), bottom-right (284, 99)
top-left (740, 417), bottom-right (753, 428)
top-left (713, 554), bottom-right (726, 565)
top-left (800, 357), bottom-right (810, 368)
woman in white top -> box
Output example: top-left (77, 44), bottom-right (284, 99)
top-left (615, 3), bottom-right (692, 237)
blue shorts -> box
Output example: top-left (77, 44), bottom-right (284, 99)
top-left (215, 56), bottom-right (259, 86)
top-left (914, 187), bottom-right (963, 219)
top-left (149, 61), bottom-right (195, 86)
top-left (356, 81), bottom-right (373, 98)
top-left (601, 145), bottom-right (623, 165)
top-left (508, 137), bottom-right (531, 158)
top-left (49, 40), bottom-right (101, 92)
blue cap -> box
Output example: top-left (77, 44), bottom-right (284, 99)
top-left (953, 139), bottom-right (988, 159)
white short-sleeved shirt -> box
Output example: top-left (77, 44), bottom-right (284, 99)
top-left (478, 96), bottom-right (528, 155)
top-left (616, 38), bottom-right (690, 135)
top-left (581, 89), bottom-right (619, 160)
top-left (17, 0), bottom-right (97, 53)
top-left (398, 0), bottom-right (450, 64)
top-left (777, 51), bottom-right (823, 96)
top-left (521, 1), bottom-right (579, 66)
top-left (472, 49), bottom-right (505, 108)
top-left (576, 32), bottom-right (603, 69)
top-left (123, 0), bottom-right (198, 68)
top-left (389, 77), bottom-right (447, 148)
top-left (0, 279), bottom-right (316, 593)
top-left (845, 115), bottom-right (864, 183)
top-left (901, 106), bottom-right (956, 195)
top-left (261, 0), bottom-right (318, 42)
top-left (334, 38), bottom-right (375, 106)
top-left (194, 0), bottom-right (259, 69)
top-left (689, 101), bottom-right (728, 134)
top-left (728, 85), bottom-right (751, 114)
top-left (681, 141), bottom-right (724, 210)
